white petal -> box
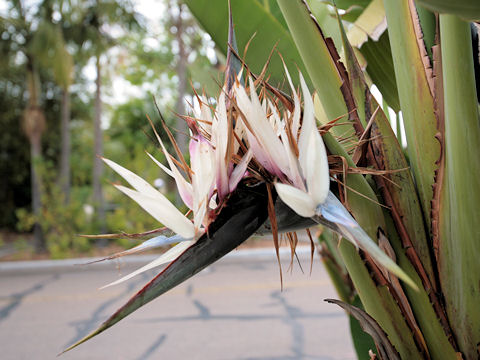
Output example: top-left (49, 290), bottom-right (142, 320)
top-left (200, 95), bottom-right (213, 124)
top-left (317, 191), bottom-right (358, 228)
top-left (190, 136), bottom-right (215, 230)
top-left (274, 182), bottom-right (316, 218)
top-left (235, 78), bottom-right (289, 176)
top-left (229, 149), bottom-right (252, 192)
top-left (296, 74), bottom-right (330, 204)
top-left (115, 185), bottom-right (195, 239)
top-left (100, 240), bottom-right (195, 288)
top-left (298, 73), bottom-right (316, 171)
top-left (245, 130), bottom-right (280, 176)
top-left (282, 63), bottom-right (301, 137)
top-left (146, 152), bottom-right (193, 209)
top-left (103, 158), bottom-right (161, 200)
top-left (233, 116), bottom-right (246, 154)
top-left (304, 130), bottom-right (330, 204)
top-left (214, 92), bottom-right (229, 198)
top-left (150, 127), bottom-right (195, 210)
top-left (279, 126), bottom-right (304, 190)
top-left (146, 151), bottom-right (173, 177)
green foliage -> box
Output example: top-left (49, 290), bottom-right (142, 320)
top-left (2, 0), bottom-right (215, 256)
top-left (0, 63), bottom-right (31, 228)
top-left (30, 21), bottom-right (73, 88)
top-left (185, 0), bottom-right (309, 88)
top-left (16, 161), bottom-right (94, 258)
top-left (417, 0), bottom-right (480, 20)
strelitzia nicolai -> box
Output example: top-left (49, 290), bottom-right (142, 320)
top-left (63, 66), bottom-right (413, 353)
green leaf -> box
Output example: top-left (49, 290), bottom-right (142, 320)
top-left (330, 0), bottom-right (373, 9)
top-left (335, 6), bottom-right (435, 283)
top-left (359, 31), bottom-right (400, 112)
top-left (438, 14), bottom-right (480, 359)
top-left (277, 0), bottom-right (353, 141)
top-left (306, 1), bottom-right (343, 47)
top-left (334, 9), bottom-right (457, 356)
top-left (382, 210), bottom-right (458, 360)
top-left (317, 132), bottom-right (423, 358)
top-left (185, 0), bottom-right (309, 88)
top-left (264, 0), bottom-right (288, 29)
top-left (338, 240), bottom-right (423, 359)
top-left (415, 3), bottom-right (436, 60)
top-left (417, 0), bottom-right (480, 21)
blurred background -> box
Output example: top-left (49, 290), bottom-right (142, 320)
top-left (0, 0), bottom-right (225, 260)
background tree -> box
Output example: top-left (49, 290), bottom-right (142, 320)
top-left (0, 0), bottom-right (218, 255)
top-left (74, 0), bottom-right (142, 230)
top-left (2, 0), bottom-right (52, 251)
top-left (29, 0), bottom-right (74, 204)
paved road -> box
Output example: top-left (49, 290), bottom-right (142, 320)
top-left (0, 249), bottom-right (355, 360)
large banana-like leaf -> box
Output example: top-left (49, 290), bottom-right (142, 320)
top-left (184, 0), bottom-right (308, 88)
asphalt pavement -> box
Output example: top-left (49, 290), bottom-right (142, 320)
top-left (0, 247), bottom-right (355, 360)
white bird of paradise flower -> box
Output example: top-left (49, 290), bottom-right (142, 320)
top-left (63, 65), bottom-right (416, 354)
top-left (98, 66), bottom-right (414, 290)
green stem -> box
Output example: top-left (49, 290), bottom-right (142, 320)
top-left (383, 0), bottom-right (440, 230)
top-left (438, 14), bottom-right (480, 359)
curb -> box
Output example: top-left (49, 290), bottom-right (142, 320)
top-left (0, 246), bottom-right (315, 273)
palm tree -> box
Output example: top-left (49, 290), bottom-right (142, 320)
top-left (23, 58), bottom-right (46, 252)
top-left (75, 0), bottom-right (141, 230)
top-left (32, 0), bottom-right (74, 204)
top-left (2, 0), bottom-right (77, 250)
top-left (2, 0), bottom-right (66, 251)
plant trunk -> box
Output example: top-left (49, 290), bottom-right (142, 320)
top-left (93, 55), bottom-right (105, 231)
top-left (30, 136), bottom-right (44, 252)
top-left (59, 87), bottom-right (71, 204)
top-left (24, 60), bottom-right (46, 252)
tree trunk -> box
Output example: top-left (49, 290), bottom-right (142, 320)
top-left (174, 2), bottom-right (188, 154)
top-left (93, 55), bottom-right (106, 231)
top-left (30, 135), bottom-right (44, 252)
top-left (24, 61), bottom-right (46, 252)
top-left (59, 87), bottom-right (71, 204)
